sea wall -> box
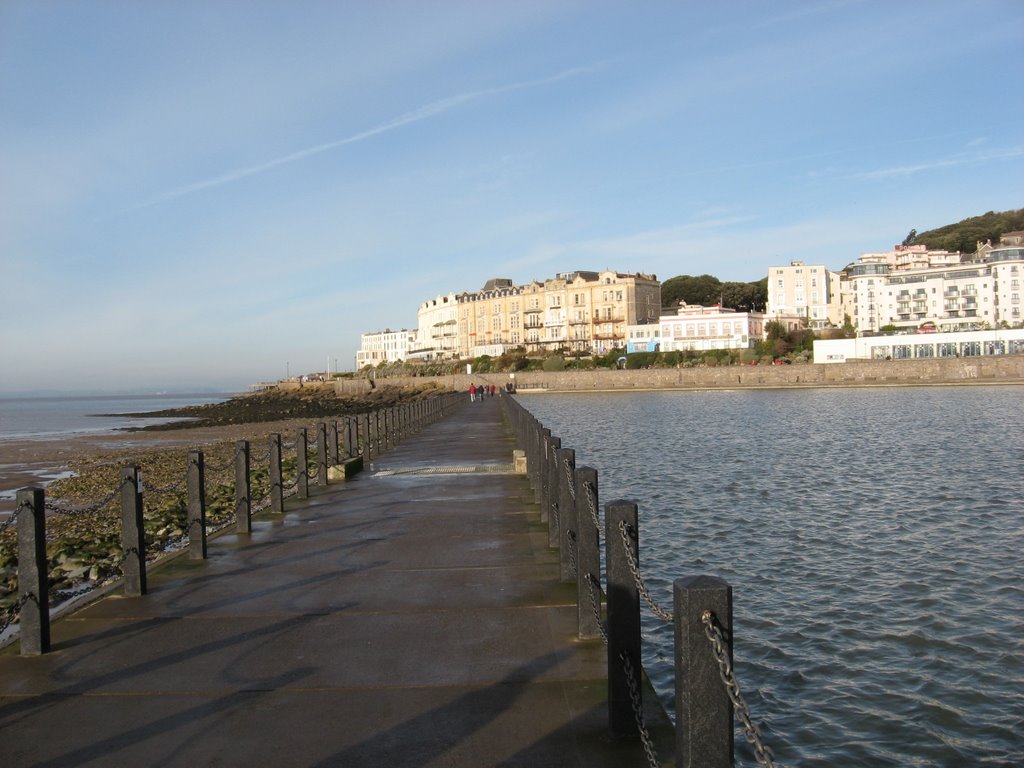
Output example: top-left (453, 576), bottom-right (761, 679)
top-left (327, 355), bottom-right (1024, 395)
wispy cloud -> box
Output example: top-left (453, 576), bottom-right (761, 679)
top-left (854, 146), bottom-right (1024, 180)
top-left (127, 66), bottom-right (596, 212)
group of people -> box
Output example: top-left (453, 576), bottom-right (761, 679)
top-left (468, 383), bottom-right (496, 402)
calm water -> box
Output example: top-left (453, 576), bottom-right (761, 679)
top-left (0, 394), bottom-right (230, 441)
top-left (521, 387), bottom-right (1023, 767)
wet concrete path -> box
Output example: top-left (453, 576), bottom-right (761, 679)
top-left (0, 396), bottom-right (672, 767)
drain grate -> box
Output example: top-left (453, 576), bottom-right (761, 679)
top-left (374, 463), bottom-right (516, 477)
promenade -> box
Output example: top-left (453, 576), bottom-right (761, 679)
top-left (0, 397), bottom-right (672, 767)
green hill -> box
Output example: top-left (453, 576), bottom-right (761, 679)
top-left (904, 207), bottom-right (1024, 253)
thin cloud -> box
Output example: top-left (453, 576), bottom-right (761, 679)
top-left (854, 146), bottom-right (1024, 180)
top-left (127, 66), bottom-right (596, 212)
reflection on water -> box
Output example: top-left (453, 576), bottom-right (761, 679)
top-left (522, 386), bottom-right (1023, 767)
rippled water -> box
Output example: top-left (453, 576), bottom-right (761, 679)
top-left (520, 386), bottom-right (1024, 767)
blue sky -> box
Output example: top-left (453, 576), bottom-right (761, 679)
top-left (2, 1), bottom-right (1021, 393)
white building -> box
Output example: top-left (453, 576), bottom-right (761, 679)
top-left (409, 293), bottom-right (459, 360)
top-left (766, 261), bottom-right (843, 328)
top-left (355, 328), bottom-right (417, 369)
top-left (658, 303), bottom-right (765, 352)
top-left (814, 327), bottom-right (1024, 363)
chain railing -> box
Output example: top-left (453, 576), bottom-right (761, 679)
top-left (502, 393), bottom-right (780, 767)
top-left (703, 610), bottom-right (777, 768)
top-left (44, 475), bottom-right (133, 516)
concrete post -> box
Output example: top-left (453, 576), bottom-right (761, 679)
top-left (296, 427), bottom-right (309, 500)
top-left (187, 450), bottom-right (207, 560)
top-left (556, 447), bottom-right (576, 584)
top-left (575, 466), bottom-right (601, 640)
top-left (317, 422), bottom-right (329, 486)
top-left (606, 499), bottom-right (640, 738)
top-left (545, 435), bottom-right (562, 548)
top-left (269, 433), bottom-right (284, 513)
top-left (235, 440), bottom-right (251, 533)
top-left (675, 576), bottom-right (734, 768)
top-left (16, 487), bottom-right (49, 655)
top-left (120, 465), bottom-right (146, 595)
top-left (538, 429), bottom-right (551, 521)
top-left (342, 417), bottom-right (353, 459)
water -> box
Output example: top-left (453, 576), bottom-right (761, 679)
top-left (521, 387), bottom-right (1024, 767)
top-left (0, 393), bottom-right (230, 441)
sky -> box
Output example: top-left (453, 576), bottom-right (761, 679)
top-left (1, 1), bottom-right (1022, 394)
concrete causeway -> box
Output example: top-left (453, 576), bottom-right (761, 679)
top-left (0, 397), bottom-right (673, 767)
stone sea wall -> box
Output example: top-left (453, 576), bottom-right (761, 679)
top-left (329, 356), bottom-right (1024, 395)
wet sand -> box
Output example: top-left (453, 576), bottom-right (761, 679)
top-left (0, 418), bottom-right (335, 516)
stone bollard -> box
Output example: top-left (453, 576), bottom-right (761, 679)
top-left (16, 487), bottom-right (49, 655)
top-left (269, 433), bottom-right (284, 513)
top-left (605, 499), bottom-right (641, 738)
top-left (120, 465), bottom-right (146, 595)
top-left (361, 414), bottom-right (372, 465)
top-left (235, 440), bottom-right (251, 533)
top-left (575, 466), bottom-right (601, 640)
top-left (187, 450), bottom-right (207, 559)
top-left (674, 576), bottom-right (734, 768)
top-left (329, 420), bottom-right (340, 465)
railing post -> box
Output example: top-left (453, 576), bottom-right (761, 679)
top-left (269, 433), bottom-right (284, 513)
top-left (575, 466), bottom-right (601, 640)
top-left (187, 450), bottom-right (207, 559)
top-left (675, 576), bottom-right (734, 768)
top-left (361, 413), bottom-right (372, 465)
top-left (317, 421), bottom-right (329, 486)
top-left (545, 435), bottom-right (562, 549)
top-left (16, 487), bottom-right (49, 655)
top-left (329, 420), bottom-right (340, 465)
top-left (120, 465), bottom-right (146, 595)
top-left (556, 447), bottom-right (576, 584)
top-left (342, 417), bottom-right (353, 459)
top-left (606, 499), bottom-right (641, 738)
top-left (296, 427), bottom-right (309, 499)
top-left (235, 440), bottom-right (251, 533)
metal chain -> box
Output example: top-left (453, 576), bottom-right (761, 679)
top-left (618, 520), bottom-right (674, 622)
top-left (582, 479), bottom-right (601, 535)
top-left (250, 445), bottom-right (272, 463)
top-left (563, 457), bottom-right (576, 500)
top-left (567, 529), bottom-right (578, 577)
top-left (202, 457), bottom-right (236, 474)
top-left (586, 573), bottom-right (608, 644)
top-left (0, 501), bottom-right (25, 535)
top-left (45, 475), bottom-right (133, 516)
top-left (701, 611), bottom-right (777, 768)
top-left (145, 475), bottom-right (188, 497)
top-left (620, 650), bottom-right (660, 768)
top-left (0, 593), bottom-right (34, 637)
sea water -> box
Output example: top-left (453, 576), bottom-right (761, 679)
top-left (521, 386), bottom-right (1023, 766)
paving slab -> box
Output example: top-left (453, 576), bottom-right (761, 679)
top-left (0, 397), bottom-right (674, 767)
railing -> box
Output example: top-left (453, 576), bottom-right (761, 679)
top-left (503, 395), bottom-right (777, 768)
top-left (0, 392), bottom-right (465, 654)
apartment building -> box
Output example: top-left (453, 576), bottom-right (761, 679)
top-left (768, 241), bottom-right (1024, 335)
top-left (766, 261), bottom-right (843, 328)
top-left (658, 303), bottom-right (765, 352)
top-left (455, 270), bottom-right (661, 357)
top-left (354, 328), bottom-right (417, 369)
top-left (409, 293), bottom-right (459, 360)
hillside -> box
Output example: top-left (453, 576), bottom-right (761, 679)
top-left (904, 207), bottom-right (1024, 253)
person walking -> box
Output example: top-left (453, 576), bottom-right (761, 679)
top-left (469, 383), bottom-right (476, 402)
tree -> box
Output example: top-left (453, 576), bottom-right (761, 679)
top-left (661, 274), bottom-right (722, 309)
top-left (902, 229), bottom-right (917, 246)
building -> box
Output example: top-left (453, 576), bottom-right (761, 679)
top-left (408, 293), bottom-right (459, 360)
top-left (813, 327), bottom-right (1024, 363)
top-left (454, 270), bottom-right (661, 358)
top-left (657, 303), bottom-right (765, 353)
top-left (355, 328), bottom-right (417, 369)
top-left (766, 261), bottom-right (843, 328)
top-left (768, 239), bottom-right (1024, 336)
